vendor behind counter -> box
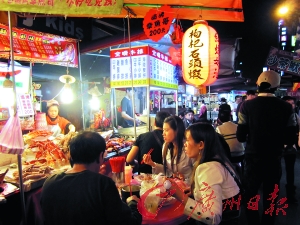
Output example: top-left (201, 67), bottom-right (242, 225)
top-left (46, 99), bottom-right (75, 136)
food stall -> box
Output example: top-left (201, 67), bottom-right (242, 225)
top-left (0, 1), bottom-right (244, 224)
top-left (110, 45), bottom-right (178, 138)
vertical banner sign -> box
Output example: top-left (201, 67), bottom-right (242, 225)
top-left (143, 5), bottom-right (173, 42)
top-left (182, 20), bottom-right (219, 87)
top-left (0, 0), bottom-right (123, 16)
top-left (0, 23), bottom-right (78, 67)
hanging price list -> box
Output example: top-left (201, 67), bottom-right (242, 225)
top-left (17, 93), bottom-right (34, 116)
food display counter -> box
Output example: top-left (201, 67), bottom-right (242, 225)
top-left (0, 128), bottom-right (135, 225)
top-left (0, 129), bottom-right (134, 194)
top-left (110, 45), bottom-right (178, 137)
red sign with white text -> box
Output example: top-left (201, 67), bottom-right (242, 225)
top-left (0, 23), bottom-right (78, 67)
top-left (143, 5), bottom-right (173, 42)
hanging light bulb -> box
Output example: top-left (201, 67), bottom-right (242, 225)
top-left (61, 83), bottom-right (74, 104)
top-left (89, 96), bottom-right (100, 110)
top-left (59, 74), bottom-right (76, 104)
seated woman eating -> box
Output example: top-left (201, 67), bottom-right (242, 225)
top-left (168, 123), bottom-right (241, 225)
top-left (143, 115), bottom-right (193, 180)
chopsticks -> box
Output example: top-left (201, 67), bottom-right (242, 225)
top-left (141, 148), bottom-right (154, 164)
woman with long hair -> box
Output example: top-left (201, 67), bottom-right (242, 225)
top-left (168, 123), bottom-right (241, 225)
top-left (143, 115), bottom-right (193, 180)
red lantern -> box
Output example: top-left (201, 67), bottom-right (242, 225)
top-left (182, 20), bottom-right (219, 87)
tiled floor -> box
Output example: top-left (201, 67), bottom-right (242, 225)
top-left (238, 152), bottom-right (300, 225)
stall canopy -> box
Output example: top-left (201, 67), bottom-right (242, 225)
top-left (0, 0), bottom-right (245, 92)
top-left (3, 0), bottom-right (244, 22)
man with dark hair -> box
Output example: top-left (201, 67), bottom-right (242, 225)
top-left (183, 108), bottom-right (195, 128)
top-left (236, 90), bottom-right (256, 123)
top-left (126, 111), bottom-right (170, 174)
top-left (218, 98), bottom-right (232, 122)
top-left (237, 71), bottom-right (297, 225)
top-left (121, 88), bottom-right (139, 127)
top-left (41, 131), bottom-right (142, 225)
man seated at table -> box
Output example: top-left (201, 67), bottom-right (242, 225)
top-left (126, 111), bottom-right (170, 174)
top-left (40, 131), bottom-right (142, 225)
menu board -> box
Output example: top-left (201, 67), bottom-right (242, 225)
top-left (149, 46), bottom-right (177, 89)
top-left (110, 46), bottom-right (177, 89)
top-left (110, 46), bottom-right (149, 87)
top-left (16, 93), bottom-right (34, 117)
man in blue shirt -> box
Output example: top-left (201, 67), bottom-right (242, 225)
top-left (121, 88), bottom-right (139, 127)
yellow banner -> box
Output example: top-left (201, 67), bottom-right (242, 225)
top-left (0, 0), bottom-right (123, 16)
top-left (110, 79), bottom-right (149, 88)
top-left (150, 79), bottom-right (178, 90)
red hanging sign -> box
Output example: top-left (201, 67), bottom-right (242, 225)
top-left (143, 5), bottom-right (173, 42)
top-left (0, 23), bottom-right (78, 67)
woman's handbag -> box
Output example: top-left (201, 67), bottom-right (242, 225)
top-left (208, 158), bottom-right (244, 222)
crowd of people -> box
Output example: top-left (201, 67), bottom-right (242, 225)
top-left (40, 70), bottom-right (299, 225)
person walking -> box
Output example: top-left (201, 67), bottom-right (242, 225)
top-left (281, 96), bottom-right (299, 204)
top-left (237, 70), bottom-right (297, 225)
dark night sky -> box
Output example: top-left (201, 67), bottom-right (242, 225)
top-left (211, 0), bottom-right (282, 82)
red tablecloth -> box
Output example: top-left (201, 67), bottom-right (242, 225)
top-left (142, 200), bottom-right (188, 225)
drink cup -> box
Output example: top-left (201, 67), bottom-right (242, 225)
top-left (121, 185), bottom-right (140, 202)
top-left (124, 166), bottom-right (132, 185)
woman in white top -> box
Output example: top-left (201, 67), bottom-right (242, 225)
top-left (168, 123), bottom-right (240, 225)
top-left (143, 115), bottom-right (193, 180)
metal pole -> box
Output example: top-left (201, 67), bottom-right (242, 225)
top-left (209, 86), bottom-right (212, 121)
top-left (126, 12), bottom-right (137, 138)
top-left (29, 62), bottom-right (33, 102)
top-left (8, 11), bottom-right (27, 225)
top-left (77, 42), bottom-right (85, 130)
top-left (146, 85), bottom-right (150, 131)
top-left (111, 88), bottom-right (116, 128)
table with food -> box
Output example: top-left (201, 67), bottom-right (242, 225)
top-left (0, 128), bottom-right (136, 225)
top-left (131, 173), bottom-right (190, 225)
top-left (0, 128), bottom-right (190, 225)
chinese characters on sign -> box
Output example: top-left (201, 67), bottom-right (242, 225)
top-left (182, 20), bottom-right (219, 87)
top-left (16, 94), bottom-right (34, 117)
top-left (149, 46), bottom-right (177, 89)
top-left (143, 5), bottom-right (173, 42)
top-left (0, 23), bottom-right (78, 67)
top-left (265, 46), bottom-right (300, 76)
top-left (110, 46), bottom-right (148, 88)
top-left (0, 0), bottom-right (123, 16)
top-left (110, 46), bottom-right (177, 89)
